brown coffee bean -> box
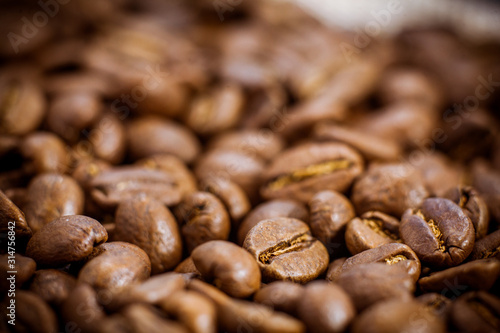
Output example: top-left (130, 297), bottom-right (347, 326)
top-left (469, 229), bottom-right (500, 260)
top-left (345, 211), bottom-right (401, 255)
top-left (87, 112), bottom-right (127, 165)
top-left (15, 290), bottom-right (58, 333)
top-left (450, 291), bottom-right (500, 333)
top-left (444, 186), bottom-right (489, 239)
top-left (159, 290), bottom-right (217, 333)
top-left (29, 269), bottom-right (77, 306)
top-left (243, 217), bottom-right (329, 283)
top-left (325, 257), bottom-right (347, 282)
top-left (46, 91), bottom-right (101, 142)
top-left (78, 242), bottom-right (151, 294)
top-left (471, 160), bottom-right (500, 223)
top-left (191, 240), bottom-right (261, 298)
top-left (200, 177), bottom-right (251, 222)
top-left (337, 262), bottom-right (415, 311)
top-left (352, 299), bottom-right (446, 333)
top-left (352, 163), bottom-right (428, 217)
top-left (175, 192), bottom-right (230, 252)
top-left (126, 116), bottom-right (201, 163)
top-left (188, 279), bottom-right (305, 333)
top-left (90, 166), bottom-right (184, 209)
top-left (416, 293), bottom-right (452, 320)
top-left (419, 259), bottom-right (500, 293)
top-left (238, 199), bottom-right (308, 245)
top-left (254, 281), bottom-right (305, 316)
top-left (0, 189), bottom-right (32, 244)
top-left (297, 281), bottom-right (356, 333)
top-left (186, 83), bottom-right (244, 135)
top-left (26, 215), bottom-right (108, 267)
top-left (341, 242), bottom-right (421, 281)
top-left (71, 159), bottom-right (111, 191)
top-left (414, 152), bottom-right (463, 197)
top-left (20, 132), bottom-right (71, 174)
top-left (208, 129), bottom-right (285, 161)
top-left (61, 283), bottom-right (106, 333)
top-left (308, 190), bottom-right (355, 256)
top-left (24, 173), bottom-right (85, 233)
top-left (261, 142), bottom-right (364, 203)
top-left (0, 71), bottom-right (45, 135)
top-left (114, 197), bottom-right (182, 274)
top-left (122, 304), bottom-right (189, 333)
top-left (0, 253), bottom-right (36, 292)
top-left (401, 198), bottom-right (475, 267)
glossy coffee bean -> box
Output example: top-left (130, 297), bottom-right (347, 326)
top-left (261, 142), bottom-right (364, 203)
top-left (29, 269), bottom-right (77, 307)
top-left (345, 211), bottom-right (400, 255)
top-left (352, 163), bottom-right (428, 217)
top-left (191, 240), bottom-right (261, 298)
top-left (325, 257), bottom-right (347, 282)
top-left (297, 281), bottom-right (356, 333)
top-left (0, 189), bottom-right (32, 243)
top-left (114, 196), bottom-right (182, 274)
top-left (20, 132), bottom-right (71, 174)
top-left (26, 215), bottom-right (107, 267)
top-left (24, 173), bottom-right (85, 233)
top-left (0, 254), bottom-right (36, 292)
top-left (122, 304), bottom-right (189, 333)
top-left (175, 192), bottom-right (230, 252)
top-left (243, 217), bottom-right (329, 283)
top-left (450, 291), bottom-right (500, 333)
top-left (87, 112), bottom-right (127, 164)
top-left (401, 198), bottom-right (475, 267)
top-left (200, 177), bottom-right (251, 222)
top-left (469, 229), bottom-right (500, 260)
top-left (253, 281), bottom-right (305, 316)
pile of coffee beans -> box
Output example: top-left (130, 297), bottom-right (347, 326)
top-left (1, 0), bottom-right (500, 332)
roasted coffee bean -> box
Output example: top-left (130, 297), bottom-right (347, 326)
top-left (352, 163), bottom-right (428, 217)
top-left (238, 199), bottom-right (308, 245)
top-left (444, 186), bottom-right (489, 239)
top-left (469, 229), bottom-right (500, 260)
top-left (352, 299), bottom-right (446, 333)
top-left (91, 166), bottom-right (184, 209)
top-left (325, 257), bottom-right (347, 282)
top-left (78, 242), bottom-right (151, 294)
top-left (175, 192), bottom-right (230, 252)
top-left (191, 240), bottom-right (261, 298)
top-left (126, 116), bottom-right (201, 163)
top-left (401, 198), bottom-right (475, 267)
top-left (208, 129), bottom-right (285, 161)
top-left (200, 177), bottom-right (251, 222)
top-left (308, 190), bottom-right (355, 256)
top-left (450, 291), bottom-right (500, 333)
top-left (0, 253), bottom-right (35, 292)
top-left (416, 293), bottom-right (452, 320)
top-left (261, 142), bottom-right (363, 203)
top-left (20, 132), bottom-right (71, 174)
top-left (24, 173), bottom-right (85, 233)
top-left (0, 189), bottom-right (32, 243)
top-left (254, 281), bottom-right (305, 316)
top-left (61, 283), bottom-right (107, 333)
top-left (26, 215), bottom-right (107, 267)
top-left (419, 259), bottom-right (500, 293)
top-left (15, 290), bottom-right (58, 333)
top-left (243, 217), bottom-right (329, 283)
top-left (87, 112), bottom-right (127, 164)
top-left (340, 242), bottom-right (421, 282)
top-left (29, 269), bottom-right (77, 307)
top-left (415, 152), bottom-right (463, 197)
top-left (471, 160), bottom-right (500, 223)
top-left (122, 304), bottom-right (190, 333)
top-left (297, 281), bottom-right (355, 333)
top-left (188, 279), bottom-right (305, 333)
top-left (186, 83), bottom-right (244, 135)
top-left (345, 211), bottom-right (401, 255)
top-left (72, 159), bottom-right (111, 191)
top-left (159, 290), bottom-right (217, 333)
top-left (337, 262), bottom-right (415, 311)
top-left (114, 196), bottom-right (182, 274)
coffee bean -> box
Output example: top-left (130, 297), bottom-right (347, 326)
top-left (122, 304), bottom-right (190, 333)
top-left (253, 281), bottom-right (304, 316)
top-left (88, 112), bottom-right (127, 164)
top-left (243, 217), bottom-right (329, 283)
top-left (238, 199), bottom-right (308, 245)
top-left (191, 240), bottom-right (260, 298)
top-left (416, 293), bottom-right (452, 320)
top-left (469, 229), bottom-right (500, 260)
top-left (61, 283), bottom-right (107, 333)
top-left (325, 257), bottom-right (347, 282)
top-left (401, 198), bottom-right (475, 267)
top-left (450, 291), bottom-right (500, 333)
top-left (308, 190), bottom-right (355, 256)
top-left (16, 291), bottom-right (58, 333)
top-left (24, 173), bottom-right (85, 233)
top-left (114, 196), bottom-right (182, 274)
top-left (200, 177), bottom-right (251, 222)
top-left (297, 281), bottom-right (355, 333)
top-left (29, 269), bottom-right (77, 307)
top-left (415, 153), bottom-right (463, 197)
top-left (352, 163), bottom-right (428, 217)
top-left (26, 215), bottom-right (108, 267)
top-left (261, 142), bottom-right (363, 203)
top-left (175, 192), bottom-right (230, 252)
top-left (445, 186), bottom-right (489, 239)
top-left (0, 189), bottom-right (32, 243)
top-left (419, 259), bottom-right (500, 293)
top-left (471, 160), bottom-right (500, 223)
top-left (0, 253), bottom-right (35, 292)
top-left (20, 132), bottom-right (71, 174)
top-left (345, 211), bottom-right (401, 255)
